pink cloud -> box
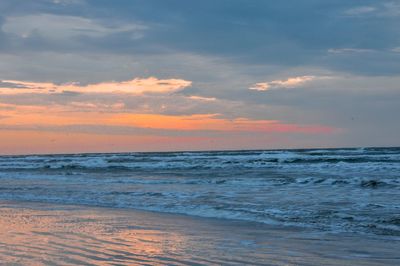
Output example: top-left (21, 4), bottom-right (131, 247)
top-left (0, 77), bottom-right (192, 95)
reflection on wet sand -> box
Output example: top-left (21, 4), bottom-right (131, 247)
top-left (0, 204), bottom-right (192, 265)
top-left (0, 201), bottom-right (399, 265)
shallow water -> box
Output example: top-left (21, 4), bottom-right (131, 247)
top-left (0, 147), bottom-right (399, 236)
top-left (1, 201), bottom-right (399, 266)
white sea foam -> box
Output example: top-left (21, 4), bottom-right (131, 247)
top-left (0, 148), bottom-right (399, 236)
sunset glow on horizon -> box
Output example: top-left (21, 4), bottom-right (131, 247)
top-left (0, 85), bottom-right (337, 154)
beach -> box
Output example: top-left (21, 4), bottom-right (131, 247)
top-left (1, 200), bottom-right (399, 265)
top-left (1, 148), bottom-right (400, 265)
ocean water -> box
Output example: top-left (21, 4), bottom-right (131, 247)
top-left (0, 147), bottom-right (399, 236)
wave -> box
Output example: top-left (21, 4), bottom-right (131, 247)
top-left (1, 147), bottom-right (400, 171)
top-left (1, 147), bottom-right (399, 236)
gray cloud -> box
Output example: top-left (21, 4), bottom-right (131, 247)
top-left (0, 80), bottom-right (28, 88)
top-left (1, 0), bottom-right (399, 74)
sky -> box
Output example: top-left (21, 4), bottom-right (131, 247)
top-left (0, 0), bottom-right (399, 154)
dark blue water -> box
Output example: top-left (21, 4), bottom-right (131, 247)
top-left (1, 147), bottom-right (399, 236)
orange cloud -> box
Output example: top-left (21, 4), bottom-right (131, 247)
top-left (187, 95), bottom-right (217, 101)
top-left (0, 101), bottom-right (337, 154)
top-left (1, 104), bottom-right (335, 134)
top-left (0, 77), bottom-right (192, 95)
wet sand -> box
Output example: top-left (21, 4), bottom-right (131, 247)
top-left (0, 201), bottom-right (399, 265)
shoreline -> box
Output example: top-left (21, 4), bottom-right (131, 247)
top-left (1, 200), bottom-right (399, 265)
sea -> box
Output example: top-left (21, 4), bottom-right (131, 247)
top-left (1, 147), bottom-right (399, 236)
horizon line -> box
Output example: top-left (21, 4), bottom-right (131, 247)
top-left (1, 145), bottom-right (398, 157)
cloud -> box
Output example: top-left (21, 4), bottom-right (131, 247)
top-left (0, 121), bottom-right (332, 137)
top-left (249, 76), bottom-right (317, 91)
top-left (187, 95), bottom-right (217, 101)
top-left (51, 0), bottom-right (84, 5)
top-left (344, 6), bottom-right (376, 16)
top-left (1, 1), bottom-right (400, 78)
top-left (0, 104), bottom-right (336, 135)
top-left (3, 13), bottom-right (146, 40)
top-left (328, 48), bottom-right (374, 54)
top-left (344, 3), bottom-right (400, 18)
top-left (0, 77), bottom-right (192, 95)
top-left (392, 47), bottom-right (400, 53)
top-left (0, 80), bottom-right (29, 88)
top-left (381, 2), bottom-right (400, 17)
top-left (69, 101), bottom-right (125, 110)
top-left (2, 100), bottom-right (340, 153)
